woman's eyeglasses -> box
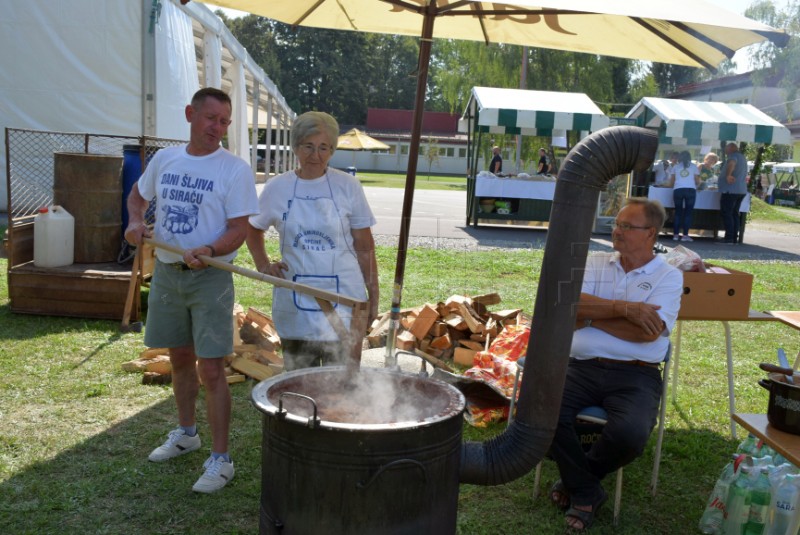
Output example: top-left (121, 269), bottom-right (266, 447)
top-left (298, 143), bottom-right (332, 156)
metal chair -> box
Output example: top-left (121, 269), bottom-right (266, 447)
top-left (513, 344), bottom-right (672, 526)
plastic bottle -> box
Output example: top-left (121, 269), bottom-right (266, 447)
top-left (700, 454), bottom-right (746, 534)
top-left (739, 434), bottom-right (759, 455)
top-left (743, 467), bottom-right (773, 534)
top-left (725, 466), bottom-right (756, 535)
top-left (33, 205), bottom-right (74, 267)
top-left (766, 473), bottom-right (800, 535)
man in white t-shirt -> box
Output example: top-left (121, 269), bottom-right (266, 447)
top-left (124, 87), bottom-right (258, 494)
top-left (548, 198), bottom-right (682, 530)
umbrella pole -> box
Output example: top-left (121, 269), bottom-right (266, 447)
top-left (384, 8), bottom-right (435, 368)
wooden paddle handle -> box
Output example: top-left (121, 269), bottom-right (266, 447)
top-left (144, 238), bottom-right (366, 308)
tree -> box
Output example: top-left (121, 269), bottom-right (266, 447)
top-left (424, 137), bottom-right (440, 178)
top-left (747, 0), bottom-right (800, 121)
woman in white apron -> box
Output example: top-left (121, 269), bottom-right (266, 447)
top-left (246, 112), bottom-right (379, 370)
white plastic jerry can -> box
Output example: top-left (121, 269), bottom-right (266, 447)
top-left (33, 205), bottom-right (75, 267)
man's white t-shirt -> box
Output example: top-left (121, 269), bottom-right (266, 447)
top-left (137, 145), bottom-right (258, 264)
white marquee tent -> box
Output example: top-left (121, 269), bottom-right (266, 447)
top-left (0, 0), bottom-right (296, 212)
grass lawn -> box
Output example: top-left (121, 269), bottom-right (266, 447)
top-left (356, 171), bottom-right (467, 191)
top-left (1, 202), bottom-right (799, 533)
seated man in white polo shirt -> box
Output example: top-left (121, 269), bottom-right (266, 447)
top-left (548, 197), bottom-right (682, 531)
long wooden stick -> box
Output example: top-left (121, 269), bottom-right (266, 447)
top-left (144, 238), bottom-right (368, 366)
top-left (144, 238), bottom-right (364, 307)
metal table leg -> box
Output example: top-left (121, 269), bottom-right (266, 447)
top-left (723, 321), bottom-right (737, 439)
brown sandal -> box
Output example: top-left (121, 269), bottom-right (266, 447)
top-left (565, 488), bottom-right (608, 531)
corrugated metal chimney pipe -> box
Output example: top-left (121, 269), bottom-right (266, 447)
top-left (460, 126), bottom-right (659, 485)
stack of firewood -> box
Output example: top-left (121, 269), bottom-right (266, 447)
top-left (123, 294), bottom-right (526, 384)
top-left (367, 293), bottom-right (526, 369)
top-left (121, 305), bottom-right (284, 384)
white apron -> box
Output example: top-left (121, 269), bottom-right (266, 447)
top-left (272, 172), bottom-right (366, 340)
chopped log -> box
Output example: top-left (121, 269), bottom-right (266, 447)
top-left (469, 333), bottom-right (487, 343)
top-left (239, 322), bottom-right (278, 352)
top-left (429, 332), bottom-right (452, 350)
top-left (256, 349), bottom-right (284, 366)
top-left (458, 339), bottom-right (484, 351)
top-left (472, 292), bottom-right (502, 306)
top-left (413, 348), bottom-right (454, 372)
top-left (395, 330), bottom-right (417, 352)
top-left (400, 315), bottom-right (415, 330)
top-left (142, 372), bottom-right (172, 385)
top-left (445, 295), bottom-right (472, 307)
top-left (230, 357), bottom-right (276, 381)
top-left (454, 347), bottom-right (477, 367)
top-left (419, 337), bottom-right (431, 353)
top-left (410, 304), bottom-right (439, 340)
top-left (443, 313), bottom-right (467, 331)
top-left (226, 374), bottom-right (247, 384)
top-left (139, 347), bottom-right (169, 360)
top-left (122, 354), bottom-right (171, 373)
top-left (453, 302), bottom-right (483, 334)
top-left (447, 326), bottom-right (468, 343)
top-left (145, 358), bottom-right (172, 375)
top-left (428, 321), bottom-right (447, 337)
top-left (491, 309), bottom-right (522, 321)
top-left (367, 314), bottom-right (391, 348)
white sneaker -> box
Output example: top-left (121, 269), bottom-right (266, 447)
top-left (681, 235), bottom-right (693, 242)
top-left (148, 428), bottom-right (201, 462)
top-left (192, 456), bottom-right (235, 493)
top-left (672, 235), bottom-right (680, 241)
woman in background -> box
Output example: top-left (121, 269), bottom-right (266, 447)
top-left (666, 150), bottom-right (701, 242)
top-left (698, 152), bottom-right (719, 184)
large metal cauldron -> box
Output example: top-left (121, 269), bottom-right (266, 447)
top-left (251, 366), bottom-right (465, 535)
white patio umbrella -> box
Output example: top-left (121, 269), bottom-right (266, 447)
top-left (189, 0), bottom-right (788, 360)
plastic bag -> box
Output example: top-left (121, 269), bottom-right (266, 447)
top-left (663, 244), bottom-right (706, 272)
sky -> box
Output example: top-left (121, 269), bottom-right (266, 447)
top-left (204, 1), bottom-right (792, 73)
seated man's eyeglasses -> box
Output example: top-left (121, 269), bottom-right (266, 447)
top-left (298, 144), bottom-right (332, 156)
top-left (612, 221), bottom-right (651, 231)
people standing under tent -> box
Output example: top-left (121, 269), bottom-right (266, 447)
top-left (246, 111), bottom-right (379, 371)
top-left (489, 146), bottom-right (502, 174)
top-left (719, 142), bottom-right (748, 244)
top-left (548, 197), bottom-right (682, 531)
top-left (665, 150), bottom-right (701, 242)
top-left (652, 152), bottom-right (678, 186)
top-left (124, 87), bottom-right (259, 493)
top-left (537, 148), bottom-right (551, 175)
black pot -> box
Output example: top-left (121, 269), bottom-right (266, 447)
top-left (759, 372), bottom-right (800, 435)
top-left (251, 366), bottom-right (466, 535)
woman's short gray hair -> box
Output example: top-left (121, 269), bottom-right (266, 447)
top-left (291, 111), bottom-right (339, 154)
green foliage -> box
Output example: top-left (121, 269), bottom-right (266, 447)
top-left (747, 0), bottom-right (800, 121)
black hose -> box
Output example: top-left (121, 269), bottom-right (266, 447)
top-left (460, 126), bottom-right (659, 485)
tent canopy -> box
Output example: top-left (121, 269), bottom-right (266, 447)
top-left (459, 87), bottom-right (610, 138)
top-left (626, 97), bottom-right (791, 146)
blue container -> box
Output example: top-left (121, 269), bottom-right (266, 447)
top-left (121, 145), bottom-right (143, 233)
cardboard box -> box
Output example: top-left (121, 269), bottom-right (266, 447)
top-left (678, 264), bottom-right (753, 320)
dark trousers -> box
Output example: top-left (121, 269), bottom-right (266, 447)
top-left (281, 339), bottom-right (349, 371)
top-left (673, 188), bottom-right (696, 236)
top-left (549, 359), bottom-right (662, 506)
top-left (720, 193), bottom-right (746, 243)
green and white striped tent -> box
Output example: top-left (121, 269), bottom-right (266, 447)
top-left (459, 87), bottom-right (609, 138)
top-left (626, 97), bottom-right (791, 146)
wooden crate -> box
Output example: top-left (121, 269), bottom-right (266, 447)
top-left (6, 221), bottom-right (153, 321)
